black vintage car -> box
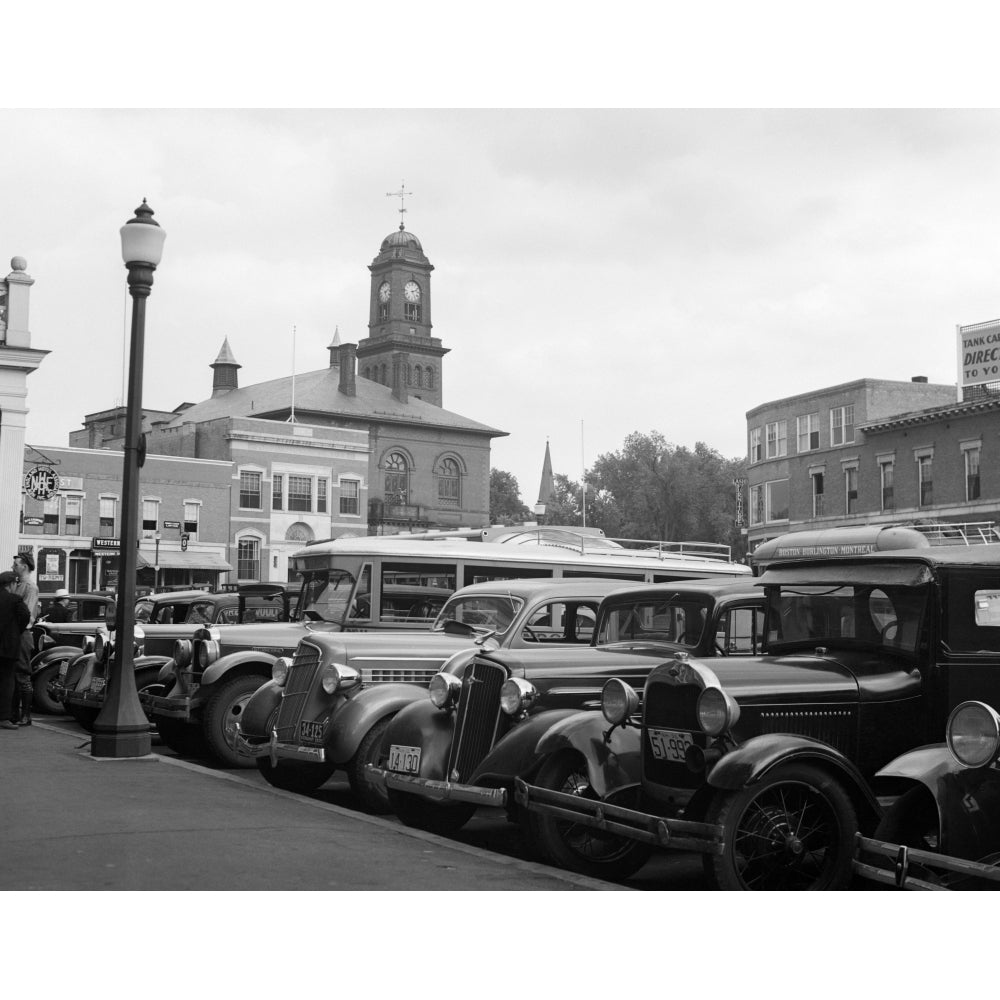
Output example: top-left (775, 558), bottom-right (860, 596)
top-left (513, 524), bottom-right (1000, 889)
top-left (366, 577), bottom-right (765, 877)
top-left (854, 700), bottom-right (1000, 889)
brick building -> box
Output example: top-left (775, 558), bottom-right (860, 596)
top-left (742, 375), bottom-right (1000, 550)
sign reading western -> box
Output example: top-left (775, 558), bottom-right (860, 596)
top-left (958, 319), bottom-right (1000, 389)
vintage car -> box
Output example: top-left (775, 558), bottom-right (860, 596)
top-left (853, 700), bottom-right (1000, 889)
top-left (513, 523), bottom-right (1000, 890)
top-left (366, 577), bottom-right (765, 874)
top-left (54, 585), bottom-right (295, 727)
top-left (236, 577), bottom-right (631, 810)
top-left (141, 577), bottom-right (494, 769)
top-left (59, 625), bottom-right (172, 732)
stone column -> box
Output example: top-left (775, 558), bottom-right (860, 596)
top-left (0, 258), bottom-right (48, 565)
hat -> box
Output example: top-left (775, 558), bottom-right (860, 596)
top-left (0, 571), bottom-right (17, 586)
top-left (53, 588), bottom-right (70, 598)
top-left (15, 552), bottom-right (34, 572)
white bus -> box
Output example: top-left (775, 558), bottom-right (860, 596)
top-left (289, 524), bottom-right (750, 631)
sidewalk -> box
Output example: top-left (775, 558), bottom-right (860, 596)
top-left (0, 722), bottom-right (622, 891)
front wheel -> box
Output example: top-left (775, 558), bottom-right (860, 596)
top-left (202, 674), bottom-right (266, 768)
top-left (257, 758), bottom-right (336, 794)
top-left (704, 763), bottom-right (858, 890)
top-left (155, 716), bottom-right (210, 758)
top-left (527, 752), bottom-right (652, 880)
top-left (33, 662), bottom-right (68, 715)
top-left (347, 715), bottom-right (395, 814)
top-left (388, 789), bottom-right (476, 835)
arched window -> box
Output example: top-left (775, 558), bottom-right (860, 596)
top-left (385, 452), bottom-right (409, 505)
top-left (414, 365), bottom-right (423, 388)
top-left (426, 367), bottom-right (435, 390)
top-left (436, 457), bottom-right (461, 506)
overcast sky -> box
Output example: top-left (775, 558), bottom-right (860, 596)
top-left (6, 5), bottom-right (1000, 514)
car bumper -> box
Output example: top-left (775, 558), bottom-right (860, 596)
top-left (140, 692), bottom-right (194, 720)
top-left (512, 777), bottom-right (725, 855)
top-left (366, 765), bottom-right (508, 808)
top-left (236, 730), bottom-right (328, 766)
top-left (852, 833), bottom-right (1000, 890)
top-left (63, 687), bottom-right (105, 708)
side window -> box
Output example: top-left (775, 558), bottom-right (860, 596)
top-left (218, 607), bottom-right (241, 624)
top-left (718, 606), bottom-right (764, 654)
top-left (523, 601), bottom-right (599, 643)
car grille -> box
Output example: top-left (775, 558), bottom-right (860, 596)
top-left (641, 677), bottom-right (707, 792)
top-left (361, 667), bottom-right (440, 685)
top-left (274, 641), bottom-right (321, 743)
top-left (447, 659), bottom-right (509, 782)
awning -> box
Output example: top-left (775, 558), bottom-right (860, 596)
top-left (138, 550), bottom-right (233, 572)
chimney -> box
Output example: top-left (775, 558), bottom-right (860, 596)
top-left (911, 375), bottom-right (928, 383)
top-left (338, 343), bottom-right (357, 397)
top-left (392, 351), bottom-right (409, 404)
top-left (210, 338), bottom-right (241, 396)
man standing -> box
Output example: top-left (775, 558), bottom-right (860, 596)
top-left (0, 571), bottom-right (29, 730)
top-left (11, 552), bottom-right (38, 726)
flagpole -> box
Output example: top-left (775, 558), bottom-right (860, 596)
top-left (581, 419), bottom-right (586, 529)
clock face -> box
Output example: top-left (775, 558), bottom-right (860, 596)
top-left (378, 282), bottom-right (391, 303)
top-left (404, 281), bottom-right (421, 303)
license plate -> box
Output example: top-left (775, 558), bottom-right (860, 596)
top-left (299, 720), bottom-right (324, 743)
top-left (648, 727), bottom-right (693, 762)
top-left (59, 663), bottom-right (68, 679)
top-left (388, 744), bottom-right (421, 774)
top-left (89, 676), bottom-right (106, 694)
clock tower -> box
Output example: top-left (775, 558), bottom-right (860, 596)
top-left (356, 222), bottom-right (449, 407)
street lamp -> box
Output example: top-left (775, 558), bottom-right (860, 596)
top-left (154, 530), bottom-right (161, 592)
top-left (91, 199), bottom-right (166, 758)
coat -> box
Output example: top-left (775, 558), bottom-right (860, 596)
top-left (0, 589), bottom-right (29, 660)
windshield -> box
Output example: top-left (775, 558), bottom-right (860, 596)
top-left (299, 569), bottom-right (359, 624)
top-left (766, 584), bottom-right (929, 654)
top-left (598, 595), bottom-right (713, 648)
top-left (433, 593), bottom-right (525, 636)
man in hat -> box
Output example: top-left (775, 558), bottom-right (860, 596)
top-left (0, 571), bottom-right (29, 730)
top-left (11, 552), bottom-right (38, 726)
top-left (46, 588), bottom-right (74, 623)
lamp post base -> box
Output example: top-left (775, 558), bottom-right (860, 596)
top-left (91, 727), bottom-right (152, 758)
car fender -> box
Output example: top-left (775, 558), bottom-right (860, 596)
top-left (707, 732), bottom-right (882, 822)
top-left (156, 660), bottom-right (176, 684)
top-left (70, 653), bottom-right (96, 692)
top-left (241, 679), bottom-right (283, 738)
top-left (875, 745), bottom-right (1000, 860)
top-left (383, 698), bottom-right (456, 782)
top-left (30, 645), bottom-right (82, 678)
top-left (200, 650), bottom-right (277, 688)
top-left (527, 710), bottom-right (643, 800)
top-left (467, 708), bottom-right (580, 789)
top-left (325, 684), bottom-right (429, 764)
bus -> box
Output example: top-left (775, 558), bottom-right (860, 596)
top-left (290, 524), bottom-right (751, 630)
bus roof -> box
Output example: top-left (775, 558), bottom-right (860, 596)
top-left (292, 524), bottom-right (750, 576)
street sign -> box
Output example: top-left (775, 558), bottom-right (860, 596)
top-left (163, 520), bottom-right (181, 529)
top-left (23, 466), bottom-right (60, 501)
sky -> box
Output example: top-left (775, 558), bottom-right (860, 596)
top-left (7, 106), bottom-right (1000, 507)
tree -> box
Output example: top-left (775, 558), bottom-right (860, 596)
top-left (489, 469), bottom-right (530, 525)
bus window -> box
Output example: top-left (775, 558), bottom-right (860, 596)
top-left (300, 569), bottom-right (360, 624)
top-left (463, 564), bottom-right (551, 586)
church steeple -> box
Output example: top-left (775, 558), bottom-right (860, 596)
top-left (536, 440), bottom-right (555, 514)
top-left (210, 338), bottom-right (241, 396)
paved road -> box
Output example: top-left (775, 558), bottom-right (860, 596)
top-left (37, 713), bottom-right (707, 889)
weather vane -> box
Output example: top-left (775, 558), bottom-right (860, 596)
top-left (386, 181), bottom-right (413, 228)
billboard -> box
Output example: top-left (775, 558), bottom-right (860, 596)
top-left (958, 319), bottom-right (1000, 390)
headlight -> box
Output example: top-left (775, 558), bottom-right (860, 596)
top-left (429, 671), bottom-right (462, 710)
top-left (602, 678), bottom-right (639, 725)
top-left (173, 639), bottom-right (192, 668)
top-left (134, 625), bottom-right (145, 642)
top-left (947, 701), bottom-right (1000, 768)
top-left (697, 687), bottom-right (740, 736)
top-left (272, 656), bottom-right (293, 687)
top-left (500, 677), bottom-right (537, 716)
top-left (320, 662), bottom-right (361, 694)
top-left (196, 640), bottom-right (220, 670)
top-left (93, 630), bottom-right (112, 663)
